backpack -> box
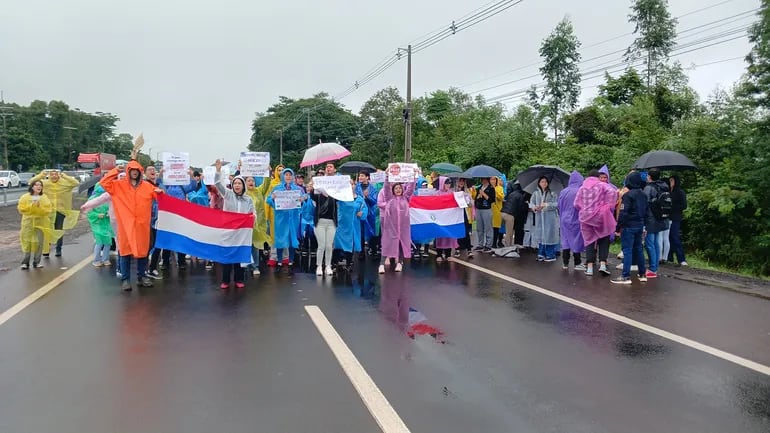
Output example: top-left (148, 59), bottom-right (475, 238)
top-left (650, 182), bottom-right (672, 219)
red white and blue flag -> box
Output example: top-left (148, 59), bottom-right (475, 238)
top-left (155, 194), bottom-right (254, 264)
top-left (409, 194), bottom-right (464, 240)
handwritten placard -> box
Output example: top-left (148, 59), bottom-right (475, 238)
top-left (369, 171), bottom-right (386, 183)
top-left (312, 175), bottom-right (353, 202)
top-left (273, 190), bottom-right (302, 210)
top-left (387, 163), bottom-right (417, 183)
top-left (454, 191), bottom-right (470, 208)
top-left (240, 152), bottom-right (270, 177)
top-left (203, 166), bottom-right (217, 185)
top-left (162, 152), bottom-right (190, 186)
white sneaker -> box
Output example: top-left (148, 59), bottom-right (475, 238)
top-left (316, 266), bottom-right (323, 276)
top-left (253, 269), bottom-right (260, 276)
top-left (324, 266), bottom-right (334, 276)
top-left (378, 264), bottom-right (385, 274)
top-left (394, 263), bottom-right (403, 272)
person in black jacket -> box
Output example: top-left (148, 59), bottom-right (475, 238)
top-left (668, 175), bottom-right (688, 266)
top-left (502, 181), bottom-right (528, 247)
top-left (612, 171), bottom-right (648, 284)
top-left (642, 168), bottom-right (669, 277)
top-left (310, 182), bottom-right (338, 276)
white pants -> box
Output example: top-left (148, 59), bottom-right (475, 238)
top-left (316, 218), bottom-right (336, 268)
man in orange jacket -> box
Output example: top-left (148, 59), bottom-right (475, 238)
top-left (100, 159), bottom-right (161, 291)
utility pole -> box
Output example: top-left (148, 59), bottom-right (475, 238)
top-left (306, 110), bottom-right (311, 177)
top-left (0, 91), bottom-right (12, 170)
top-left (398, 45), bottom-right (412, 162)
top-left (278, 128), bottom-right (283, 165)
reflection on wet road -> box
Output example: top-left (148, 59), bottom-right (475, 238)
top-left (0, 236), bottom-right (769, 433)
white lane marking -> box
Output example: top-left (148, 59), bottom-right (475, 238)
top-left (448, 257), bottom-right (770, 377)
top-left (0, 256), bottom-right (91, 326)
top-left (305, 305), bottom-right (411, 433)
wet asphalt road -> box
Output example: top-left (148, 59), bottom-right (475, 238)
top-left (1, 235), bottom-right (769, 433)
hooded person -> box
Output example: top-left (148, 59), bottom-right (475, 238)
top-left (213, 159), bottom-right (255, 288)
top-left (81, 173), bottom-right (125, 276)
top-left (17, 180), bottom-right (55, 269)
top-left (529, 176), bottom-right (559, 261)
top-left (334, 178), bottom-right (368, 268)
top-left (355, 171), bottom-right (380, 258)
top-left (266, 164), bottom-right (285, 266)
top-left (84, 184), bottom-right (115, 268)
top-left (243, 175), bottom-right (272, 276)
top-left (612, 171), bottom-right (648, 284)
top-left (99, 160), bottom-right (160, 291)
top-left (490, 176), bottom-right (506, 248)
top-left (266, 168), bottom-right (306, 271)
top-left (377, 166), bottom-right (415, 273)
top-left (434, 176), bottom-right (459, 261)
top-left (575, 169), bottom-right (618, 276)
top-left (28, 169), bottom-right (80, 257)
top-left (187, 170), bottom-right (210, 207)
top-left (558, 171), bottom-right (585, 270)
top-left (598, 165), bottom-right (618, 189)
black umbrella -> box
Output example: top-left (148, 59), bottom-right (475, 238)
top-left (633, 150), bottom-right (696, 170)
top-left (338, 161), bottom-right (376, 174)
top-left (462, 164), bottom-right (503, 178)
top-left (515, 165), bottom-right (570, 194)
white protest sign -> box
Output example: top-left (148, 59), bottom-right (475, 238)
top-left (240, 151), bottom-right (270, 177)
top-left (454, 191), bottom-right (470, 208)
top-left (162, 152), bottom-right (190, 186)
top-left (312, 175), bottom-right (353, 202)
top-left (369, 171), bottom-right (386, 183)
top-left (387, 163), bottom-right (417, 183)
top-left (203, 166), bottom-right (217, 185)
top-left (273, 190), bottom-right (302, 210)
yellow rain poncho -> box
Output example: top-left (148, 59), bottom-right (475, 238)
top-left (264, 165), bottom-right (284, 246)
top-left (245, 176), bottom-right (273, 247)
top-left (17, 193), bottom-right (58, 254)
top-left (28, 171), bottom-right (80, 252)
top-left (491, 176), bottom-right (505, 229)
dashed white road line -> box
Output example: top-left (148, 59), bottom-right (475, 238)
top-left (0, 255), bottom-right (91, 326)
top-left (305, 305), bottom-right (411, 433)
top-left (449, 257), bottom-right (770, 377)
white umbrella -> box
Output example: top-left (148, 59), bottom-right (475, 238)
top-left (300, 142), bottom-right (351, 168)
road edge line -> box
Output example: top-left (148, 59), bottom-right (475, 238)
top-left (304, 305), bottom-right (411, 433)
top-left (0, 255), bottom-right (91, 326)
top-left (448, 257), bottom-right (770, 377)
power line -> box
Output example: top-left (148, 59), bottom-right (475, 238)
top-left (460, 0), bottom-right (755, 90)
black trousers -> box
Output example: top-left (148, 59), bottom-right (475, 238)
top-left (513, 219), bottom-right (525, 246)
top-left (458, 221), bottom-right (473, 251)
top-left (54, 212), bottom-right (65, 252)
top-left (221, 263), bottom-right (245, 283)
top-left (586, 236), bottom-right (611, 264)
top-left (562, 250), bottom-right (582, 266)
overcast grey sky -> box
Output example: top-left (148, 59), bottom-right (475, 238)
top-left (1, 0), bottom-right (759, 167)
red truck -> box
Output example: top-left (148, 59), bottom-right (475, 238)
top-left (76, 152), bottom-right (116, 193)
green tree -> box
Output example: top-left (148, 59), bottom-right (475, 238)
top-left (625, 0), bottom-right (677, 86)
top-left (539, 17), bottom-right (582, 143)
top-left (350, 87), bottom-right (404, 166)
top-left (598, 69), bottom-right (646, 105)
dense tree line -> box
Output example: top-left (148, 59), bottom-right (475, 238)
top-left (0, 100), bottom-right (137, 172)
top-left (250, 1), bottom-right (770, 275)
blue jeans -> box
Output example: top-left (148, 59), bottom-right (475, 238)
top-left (93, 243), bottom-right (110, 263)
top-left (621, 227), bottom-right (646, 278)
top-left (538, 243), bottom-right (556, 260)
top-left (277, 247), bottom-right (295, 263)
top-left (645, 232), bottom-right (659, 272)
top-left (119, 255), bottom-right (148, 281)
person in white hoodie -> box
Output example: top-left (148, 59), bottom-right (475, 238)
top-left (214, 159), bottom-right (255, 289)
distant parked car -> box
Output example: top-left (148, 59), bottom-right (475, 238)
top-left (0, 170), bottom-right (20, 188)
top-left (63, 170), bottom-right (90, 183)
top-left (18, 172), bottom-right (34, 187)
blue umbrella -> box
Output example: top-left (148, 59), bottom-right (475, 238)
top-left (462, 164), bottom-right (502, 178)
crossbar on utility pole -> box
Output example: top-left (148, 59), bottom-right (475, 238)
top-left (278, 128), bottom-right (283, 165)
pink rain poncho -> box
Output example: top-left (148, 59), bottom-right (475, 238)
top-left (378, 180), bottom-right (414, 259)
top-left (574, 176), bottom-right (619, 247)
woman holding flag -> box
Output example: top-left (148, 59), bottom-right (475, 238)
top-left (434, 176), bottom-right (459, 262)
top-left (214, 159), bottom-right (255, 289)
top-left (378, 164), bottom-right (415, 274)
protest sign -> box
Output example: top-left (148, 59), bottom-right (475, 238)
top-left (203, 166), bottom-right (217, 185)
top-left (239, 152), bottom-right (270, 177)
top-left (273, 190), bottom-right (302, 210)
top-left (453, 191), bottom-right (470, 208)
top-left (369, 171), bottom-right (386, 183)
top-left (162, 152), bottom-right (190, 186)
top-left (312, 175), bottom-right (353, 202)
top-left (387, 163), bottom-right (417, 183)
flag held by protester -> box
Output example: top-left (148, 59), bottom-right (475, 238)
top-left (409, 194), bottom-right (464, 240)
top-left (155, 194), bottom-right (254, 264)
